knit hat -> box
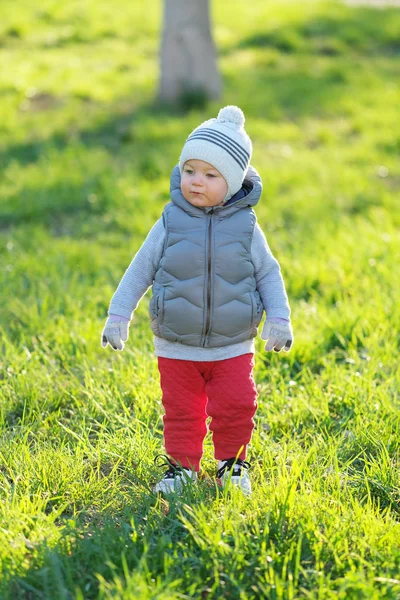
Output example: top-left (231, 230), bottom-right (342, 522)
top-left (179, 105), bottom-right (252, 200)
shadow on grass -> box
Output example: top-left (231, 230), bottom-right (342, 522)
top-left (0, 101), bottom-right (180, 170)
top-left (225, 7), bottom-right (400, 57)
top-left (0, 180), bottom-right (110, 231)
top-left (2, 479), bottom-right (218, 599)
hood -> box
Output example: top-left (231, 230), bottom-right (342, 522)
top-left (169, 164), bottom-right (262, 217)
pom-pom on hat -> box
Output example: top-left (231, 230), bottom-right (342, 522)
top-left (179, 105), bottom-right (252, 200)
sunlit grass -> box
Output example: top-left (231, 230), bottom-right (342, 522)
top-left (0, 0), bottom-right (399, 598)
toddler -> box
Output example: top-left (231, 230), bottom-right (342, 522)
top-left (102, 106), bottom-right (293, 496)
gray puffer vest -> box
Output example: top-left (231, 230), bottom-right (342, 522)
top-left (149, 165), bottom-right (264, 348)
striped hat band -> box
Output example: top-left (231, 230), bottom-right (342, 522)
top-left (186, 128), bottom-right (250, 170)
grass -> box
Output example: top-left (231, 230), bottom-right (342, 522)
top-left (1, 0), bottom-right (400, 598)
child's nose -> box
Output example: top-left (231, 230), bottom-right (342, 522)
top-left (193, 174), bottom-right (203, 185)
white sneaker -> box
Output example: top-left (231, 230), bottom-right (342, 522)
top-left (216, 458), bottom-right (252, 496)
top-left (152, 455), bottom-right (197, 494)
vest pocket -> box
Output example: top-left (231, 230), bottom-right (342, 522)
top-left (251, 291), bottom-right (263, 327)
top-left (150, 288), bottom-right (165, 322)
top-left (157, 288), bottom-right (166, 324)
top-left (149, 294), bottom-right (157, 319)
top-left (150, 288), bottom-right (166, 338)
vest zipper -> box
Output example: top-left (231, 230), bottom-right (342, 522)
top-left (203, 210), bottom-right (214, 346)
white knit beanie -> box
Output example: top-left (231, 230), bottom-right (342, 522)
top-left (179, 105), bottom-right (252, 200)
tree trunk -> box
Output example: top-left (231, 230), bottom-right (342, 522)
top-left (158, 0), bottom-right (221, 103)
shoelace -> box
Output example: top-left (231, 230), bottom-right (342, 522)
top-left (216, 458), bottom-right (251, 479)
top-left (154, 454), bottom-right (183, 479)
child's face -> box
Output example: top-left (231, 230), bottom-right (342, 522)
top-left (181, 160), bottom-right (228, 207)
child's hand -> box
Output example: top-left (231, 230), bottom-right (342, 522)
top-left (262, 319), bottom-right (293, 353)
top-left (101, 315), bottom-right (130, 351)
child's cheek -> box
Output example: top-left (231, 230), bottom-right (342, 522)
top-left (181, 183), bottom-right (190, 202)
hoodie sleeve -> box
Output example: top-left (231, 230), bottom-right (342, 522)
top-left (251, 223), bottom-right (291, 321)
top-left (108, 218), bottom-right (165, 320)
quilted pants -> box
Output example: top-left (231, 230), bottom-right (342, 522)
top-left (157, 354), bottom-right (258, 471)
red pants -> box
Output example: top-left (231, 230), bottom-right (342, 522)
top-left (157, 354), bottom-right (258, 471)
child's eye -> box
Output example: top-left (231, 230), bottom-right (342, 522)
top-left (184, 169), bottom-right (193, 174)
top-left (206, 174), bottom-right (216, 178)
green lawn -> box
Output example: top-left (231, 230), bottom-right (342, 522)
top-left (1, 0), bottom-right (400, 598)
